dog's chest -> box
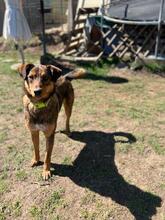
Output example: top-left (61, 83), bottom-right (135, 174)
top-left (24, 95), bottom-right (59, 130)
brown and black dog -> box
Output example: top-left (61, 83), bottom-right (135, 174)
top-left (18, 64), bottom-right (85, 180)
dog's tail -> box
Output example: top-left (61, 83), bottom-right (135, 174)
top-left (64, 68), bottom-right (86, 80)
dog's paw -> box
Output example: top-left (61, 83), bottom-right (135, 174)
top-left (42, 170), bottom-right (51, 180)
top-left (31, 160), bottom-right (42, 167)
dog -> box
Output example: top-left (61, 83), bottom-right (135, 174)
top-left (18, 64), bottom-right (85, 180)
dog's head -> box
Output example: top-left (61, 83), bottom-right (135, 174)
top-left (18, 64), bottom-right (62, 100)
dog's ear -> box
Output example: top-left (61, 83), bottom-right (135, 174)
top-left (46, 65), bottom-right (62, 82)
top-left (17, 64), bottom-right (35, 80)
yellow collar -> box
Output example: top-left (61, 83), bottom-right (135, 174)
top-left (34, 101), bottom-right (48, 109)
top-left (33, 96), bottom-right (52, 109)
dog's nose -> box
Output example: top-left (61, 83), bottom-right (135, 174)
top-left (34, 88), bottom-right (42, 96)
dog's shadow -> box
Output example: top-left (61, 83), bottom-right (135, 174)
top-left (51, 131), bottom-right (161, 220)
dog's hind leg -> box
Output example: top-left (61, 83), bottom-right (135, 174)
top-left (63, 88), bottom-right (74, 136)
top-left (30, 131), bottom-right (40, 167)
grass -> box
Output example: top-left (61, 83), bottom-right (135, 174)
top-left (0, 201), bottom-right (22, 219)
top-left (0, 130), bottom-right (7, 144)
top-left (29, 205), bottom-right (42, 219)
top-left (44, 189), bottom-right (65, 213)
top-left (16, 170), bottom-right (28, 181)
top-left (79, 58), bottom-right (119, 76)
top-left (148, 136), bottom-right (165, 155)
top-left (0, 179), bottom-right (8, 195)
top-left (61, 156), bottom-right (73, 165)
top-left (0, 49), bottom-right (165, 219)
top-left (145, 61), bottom-right (165, 74)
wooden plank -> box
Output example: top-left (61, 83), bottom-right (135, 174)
top-left (70, 36), bottom-right (84, 44)
top-left (65, 50), bottom-right (77, 56)
top-left (83, 25), bottom-right (119, 57)
top-left (78, 7), bottom-right (99, 15)
top-left (60, 55), bottom-right (99, 62)
top-left (66, 43), bottom-right (79, 52)
top-left (74, 18), bottom-right (87, 25)
top-left (71, 27), bottom-right (84, 36)
top-left (63, 6), bottom-right (99, 56)
top-left (87, 25), bottom-right (124, 59)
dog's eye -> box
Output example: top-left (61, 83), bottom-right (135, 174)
top-left (42, 76), bottom-right (49, 83)
top-left (28, 75), bottom-right (33, 82)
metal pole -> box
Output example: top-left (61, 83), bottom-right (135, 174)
top-left (40, 0), bottom-right (47, 56)
top-left (101, 0), bottom-right (105, 47)
top-left (155, 0), bottom-right (164, 57)
top-left (101, 0), bottom-right (105, 31)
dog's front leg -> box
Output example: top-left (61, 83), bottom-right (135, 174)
top-left (43, 132), bottom-right (55, 180)
top-left (30, 130), bottom-right (40, 167)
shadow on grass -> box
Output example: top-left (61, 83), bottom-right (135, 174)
top-left (51, 131), bottom-right (161, 220)
top-left (84, 72), bottom-right (128, 84)
top-left (40, 55), bottom-right (128, 84)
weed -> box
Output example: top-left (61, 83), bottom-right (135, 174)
top-left (29, 205), bottom-right (42, 219)
top-left (0, 180), bottom-right (8, 195)
top-left (62, 156), bottom-right (73, 165)
top-left (0, 201), bottom-right (22, 219)
top-left (81, 191), bottom-right (96, 206)
top-left (12, 201), bottom-right (22, 217)
top-left (159, 183), bottom-right (165, 189)
top-left (80, 209), bottom-right (90, 219)
top-left (0, 131), bottom-right (7, 144)
top-left (0, 212), bottom-right (5, 220)
top-left (118, 143), bottom-right (133, 154)
top-left (148, 136), bottom-right (165, 155)
top-left (145, 62), bottom-right (165, 73)
top-left (16, 170), bottom-right (28, 181)
top-left (44, 189), bottom-right (65, 213)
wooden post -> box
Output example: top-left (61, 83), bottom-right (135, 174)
top-left (67, 0), bottom-right (78, 32)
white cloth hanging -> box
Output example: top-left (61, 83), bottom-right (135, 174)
top-left (3, 0), bottom-right (32, 42)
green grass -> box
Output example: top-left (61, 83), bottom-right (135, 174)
top-left (44, 189), bottom-right (65, 213)
top-left (148, 136), bottom-right (165, 155)
top-left (16, 170), bottom-right (28, 181)
top-left (145, 61), bottom-right (165, 73)
top-left (29, 206), bottom-right (42, 220)
top-left (79, 57), bottom-right (118, 76)
top-left (81, 190), bottom-right (96, 206)
top-left (0, 212), bottom-right (5, 220)
top-left (0, 201), bottom-right (22, 219)
top-left (0, 130), bottom-right (7, 144)
top-left (0, 179), bottom-right (9, 195)
top-left (61, 156), bottom-right (73, 165)
top-left (12, 201), bottom-right (22, 217)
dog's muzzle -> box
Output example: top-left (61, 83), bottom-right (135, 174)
top-left (34, 88), bottom-right (42, 97)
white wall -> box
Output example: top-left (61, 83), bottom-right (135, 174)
top-left (77, 0), bottom-right (103, 9)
